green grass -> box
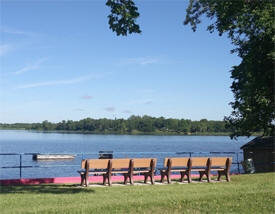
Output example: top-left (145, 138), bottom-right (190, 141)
top-left (0, 173), bottom-right (274, 214)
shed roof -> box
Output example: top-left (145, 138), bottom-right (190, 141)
top-left (241, 136), bottom-right (275, 150)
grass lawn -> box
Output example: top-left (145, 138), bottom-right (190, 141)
top-left (0, 173), bottom-right (274, 214)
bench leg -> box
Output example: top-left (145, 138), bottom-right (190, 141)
top-left (129, 175), bottom-right (134, 185)
top-left (180, 171), bottom-right (185, 182)
top-left (187, 173), bottom-right (192, 183)
top-left (186, 171), bottom-right (192, 183)
top-left (206, 172), bottom-right (211, 183)
top-left (150, 174), bottom-right (155, 185)
top-left (225, 172), bottom-right (230, 182)
top-left (199, 171), bottom-right (204, 181)
top-left (160, 171), bottom-right (165, 183)
top-left (108, 175), bottom-right (112, 186)
top-left (80, 174), bottom-right (85, 186)
top-left (160, 171), bottom-right (169, 183)
top-left (167, 173), bottom-right (171, 184)
top-left (103, 174), bottom-right (107, 185)
top-left (123, 174), bottom-right (128, 185)
top-left (85, 173), bottom-right (89, 187)
top-left (217, 171), bottom-right (222, 181)
top-left (144, 174), bottom-right (148, 184)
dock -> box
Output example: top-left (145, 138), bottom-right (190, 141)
top-left (32, 154), bottom-right (76, 160)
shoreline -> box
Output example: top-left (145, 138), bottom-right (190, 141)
top-left (0, 128), bottom-right (234, 136)
top-left (0, 128), bottom-right (261, 137)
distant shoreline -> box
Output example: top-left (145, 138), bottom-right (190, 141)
top-left (0, 128), bottom-right (236, 136)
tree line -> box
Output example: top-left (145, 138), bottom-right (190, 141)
top-left (0, 116), bottom-right (234, 135)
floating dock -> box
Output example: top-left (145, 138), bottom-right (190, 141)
top-left (32, 154), bottom-right (76, 160)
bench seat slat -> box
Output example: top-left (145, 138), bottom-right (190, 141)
top-left (111, 168), bottom-right (129, 171)
top-left (89, 169), bottom-right (108, 171)
top-left (88, 171), bottom-right (108, 175)
top-left (191, 169), bottom-right (207, 171)
top-left (191, 166), bottom-right (208, 169)
top-left (211, 166), bottom-right (225, 169)
top-left (171, 167), bottom-right (188, 170)
top-left (170, 169), bottom-right (188, 172)
top-left (133, 170), bottom-right (150, 173)
top-left (111, 171), bottom-right (129, 174)
top-left (133, 167), bottom-right (150, 170)
top-left (211, 168), bottom-right (226, 171)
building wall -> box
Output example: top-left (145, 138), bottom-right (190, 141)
top-left (243, 148), bottom-right (275, 172)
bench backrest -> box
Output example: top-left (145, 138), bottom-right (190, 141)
top-left (170, 157), bottom-right (189, 167)
top-left (211, 157), bottom-right (232, 166)
top-left (86, 159), bottom-right (110, 169)
top-left (111, 159), bottom-right (131, 169)
top-left (132, 158), bottom-right (156, 168)
top-left (191, 157), bottom-right (210, 167)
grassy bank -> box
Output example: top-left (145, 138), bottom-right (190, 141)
top-left (0, 173), bottom-right (274, 214)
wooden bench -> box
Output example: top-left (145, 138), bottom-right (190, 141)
top-left (79, 157), bottom-right (232, 186)
top-left (190, 157), bottom-right (232, 182)
top-left (131, 158), bottom-right (156, 185)
top-left (159, 157), bottom-right (232, 183)
top-left (84, 159), bottom-right (110, 186)
top-left (190, 157), bottom-right (211, 182)
top-left (210, 157), bottom-right (232, 182)
top-left (107, 158), bottom-right (131, 186)
top-left (80, 158), bottom-right (157, 186)
top-left (160, 157), bottom-right (191, 183)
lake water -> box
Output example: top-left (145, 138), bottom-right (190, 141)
top-left (0, 130), bottom-right (252, 179)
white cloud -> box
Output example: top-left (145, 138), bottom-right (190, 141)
top-left (0, 44), bottom-right (13, 56)
top-left (14, 58), bottom-right (48, 75)
top-left (120, 57), bottom-right (159, 66)
top-left (143, 99), bottom-right (153, 105)
top-left (74, 108), bottom-right (85, 112)
top-left (127, 98), bottom-right (153, 105)
top-left (139, 89), bottom-right (156, 94)
top-left (0, 26), bottom-right (38, 37)
top-left (80, 95), bottom-right (93, 100)
top-left (1, 26), bottom-right (35, 37)
top-left (122, 110), bottom-right (132, 114)
top-left (16, 74), bottom-right (99, 89)
top-left (105, 107), bottom-right (116, 112)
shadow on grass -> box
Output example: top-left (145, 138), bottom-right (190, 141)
top-left (0, 184), bottom-right (95, 194)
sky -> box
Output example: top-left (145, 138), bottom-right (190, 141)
top-left (0, 0), bottom-right (241, 123)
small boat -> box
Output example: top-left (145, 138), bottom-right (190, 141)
top-left (32, 154), bottom-right (75, 160)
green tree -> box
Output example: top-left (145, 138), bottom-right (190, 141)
top-left (42, 120), bottom-right (54, 130)
top-left (106, 1), bottom-right (274, 138)
top-left (178, 119), bottom-right (191, 133)
top-left (184, 0), bottom-right (274, 138)
top-left (166, 119), bottom-right (179, 132)
top-left (199, 119), bottom-right (208, 133)
top-left (137, 115), bottom-right (155, 132)
top-left (106, 0), bottom-right (141, 36)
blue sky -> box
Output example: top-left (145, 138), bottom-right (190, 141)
top-left (0, 0), bottom-right (241, 123)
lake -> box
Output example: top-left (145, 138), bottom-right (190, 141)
top-left (0, 130), bottom-right (252, 179)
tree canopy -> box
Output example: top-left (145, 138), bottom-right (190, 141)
top-left (105, 0), bottom-right (275, 138)
top-left (106, 0), bottom-right (141, 36)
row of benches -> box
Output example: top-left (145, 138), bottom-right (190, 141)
top-left (78, 157), bottom-right (232, 186)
